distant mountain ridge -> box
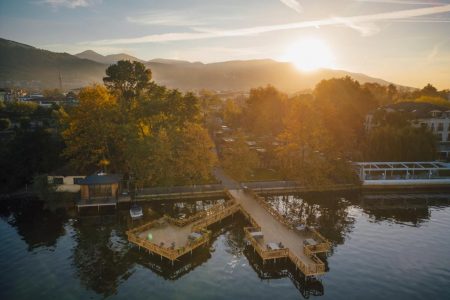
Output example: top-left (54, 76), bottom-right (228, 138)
top-left (0, 38), bottom-right (397, 92)
top-left (75, 50), bottom-right (144, 65)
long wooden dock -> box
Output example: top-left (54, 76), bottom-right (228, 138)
top-left (229, 189), bottom-right (330, 276)
top-left (127, 188), bottom-right (331, 277)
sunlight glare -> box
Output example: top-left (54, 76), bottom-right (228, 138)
top-left (283, 38), bottom-right (336, 71)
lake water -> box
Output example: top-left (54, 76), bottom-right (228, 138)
top-left (1, 192), bottom-right (450, 299)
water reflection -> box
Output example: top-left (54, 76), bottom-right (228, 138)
top-left (0, 198), bottom-right (67, 251)
top-left (72, 215), bottom-right (133, 297)
top-left (357, 193), bottom-right (450, 226)
top-left (265, 192), bottom-right (450, 250)
top-left (244, 247), bottom-right (324, 298)
top-left (265, 194), bottom-right (356, 249)
top-left (1, 192), bottom-right (449, 299)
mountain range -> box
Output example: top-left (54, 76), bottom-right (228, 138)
top-left (0, 37), bottom-right (394, 92)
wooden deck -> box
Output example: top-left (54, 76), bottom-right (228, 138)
top-left (127, 187), bottom-right (331, 276)
top-left (126, 200), bottom-right (240, 262)
top-left (229, 190), bottom-right (330, 276)
top-left (76, 197), bottom-right (118, 212)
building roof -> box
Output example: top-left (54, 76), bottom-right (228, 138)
top-left (378, 102), bottom-right (449, 118)
top-left (79, 173), bottom-right (122, 185)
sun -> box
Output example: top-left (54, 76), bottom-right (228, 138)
top-left (283, 38), bottom-right (336, 71)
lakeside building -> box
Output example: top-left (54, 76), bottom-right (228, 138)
top-left (79, 173), bottom-right (123, 202)
top-left (48, 175), bottom-right (86, 192)
top-left (365, 102), bottom-right (450, 160)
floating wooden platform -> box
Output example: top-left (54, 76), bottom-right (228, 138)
top-left (76, 198), bottom-right (118, 212)
top-left (232, 190), bottom-right (330, 276)
top-left (126, 200), bottom-right (240, 262)
top-left (127, 188), bottom-right (331, 277)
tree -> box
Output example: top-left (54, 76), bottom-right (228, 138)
top-left (364, 126), bottom-right (436, 161)
top-left (244, 85), bottom-right (288, 137)
top-left (314, 76), bottom-right (377, 156)
top-left (222, 99), bottom-right (242, 127)
top-left (420, 83), bottom-right (439, 97)
top-left (175, 123), bottom-right (217, 184)
top-left (103, 60), bottom-right (152, 112)
top-left (64, 62), bottom-right (216, 186)
top-left (276, 99), bottom-right (337, 184)
top-left (62, 85), bottom-right (122, 172)
top-left (414, 96), bottom-right (450, 108)
top-left (43, 88), bottom-right (64, 100)
top-left (0, 128), bottom-right (65, 192)
top-left (222, 132), bottom-right (259, 180)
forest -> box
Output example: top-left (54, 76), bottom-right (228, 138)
top-left (0, 60), bottom-right (448, 192)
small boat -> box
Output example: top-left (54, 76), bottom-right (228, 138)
top-left (130, 204), bottom-right (143, 219)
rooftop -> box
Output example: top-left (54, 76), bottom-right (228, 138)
top-left (79, 173), bottom-right (122, 185)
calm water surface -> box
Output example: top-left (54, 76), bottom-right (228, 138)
top-left (1, 192), bottom-right (450, 299)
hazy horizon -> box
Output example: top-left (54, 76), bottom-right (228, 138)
top-left (1, 0), bottom-right (449, 89)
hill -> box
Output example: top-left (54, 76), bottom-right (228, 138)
top-left (75, 50), bottom-right (144, 65)
top-left (0, 38), bottom-right (105, 89)
top-left (145, 59), bottom-right (392, 93)
top-left (0, 38), bottom-right (396, 92)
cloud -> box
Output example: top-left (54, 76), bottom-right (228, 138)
top-left (41, 0), bottom-right (99, 9)
top-left (354, 0), bottom-right (447, 5)
top-left (279, 0), bottom-right (303, 13)
top-left (333, 18), bottom-right (381, 36)
top-left (127, 12), bottom-right (205, 27)
top-left (83, 4), bottom-right (450, 45)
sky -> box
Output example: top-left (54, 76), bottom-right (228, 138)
top-left (0, 0), bottom-right (449, 89)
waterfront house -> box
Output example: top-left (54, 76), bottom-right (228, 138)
top-left (79, 173), bottom-right (123, 201)
top-left (48, 175), bottom-right (86, 192)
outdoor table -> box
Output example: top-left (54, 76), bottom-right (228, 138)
top-left (188, 232), bottom-right (202, 241)
top-left (250, 231), bottom-right (264, 239)
top-left (267, 242), bottom-right (280, 250)
top-left (304, 238), bottom-right (318, 246)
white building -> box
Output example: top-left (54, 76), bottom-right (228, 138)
top-left (365, 102), bottom-right (450, 160)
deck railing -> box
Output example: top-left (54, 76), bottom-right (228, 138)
top-left (230, 188), bottom-right (330, 277)
top-left (128, 188), bottom-right (330, 275)
top-left (127, 228), bottom-right (211, 261)
top-left (127, 199), bottom-right (238, 261)
top-left (191, 200), bottom-right (239, 232)
top-left (244, 227), bottom-right (289, 260)
top-left (246, 189), bottom-right (296, 230)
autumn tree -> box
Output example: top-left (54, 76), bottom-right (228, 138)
top-left (314, 76), bottom-right (377, 156)
top-left (365, 126), bottom-right (436, 161)
top-left (103, 60), bottom-right (152, 113)
top-left (64, 61), bottom-right (217, 186)
top-left (174, 123), bottom-right (217, 184)
top-left (62, 85), bottom-right (121, 172)
top-left (222, 132), bottom-right (259, 180)
top-left (222, 99), bottom-right (242, 127)
top-left (244, 85), bottom-right (288, 137)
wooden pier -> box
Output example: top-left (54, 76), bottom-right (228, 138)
top-left (231, 189), bottom-right (330, 276)
top-left (76, 198), bottom-right (118, 212)
top-left (127, 187), bottom-right (331, 277)
top-left (126, 200), bottom-right (240, 263)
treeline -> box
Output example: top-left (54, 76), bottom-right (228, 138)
top-left (0, 101), bottom-right (65, 192)
top-left (62, 61), bottom-right (216, 187)
top-left (220, 77), bottom-right (447, 183)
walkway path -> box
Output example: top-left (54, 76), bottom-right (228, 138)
top-left (214, 168), bottom-right (327, 275)
top-left (128, 167), bottom-right (329, 276)
top-left (229, 189), bottom-right (317, 267)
